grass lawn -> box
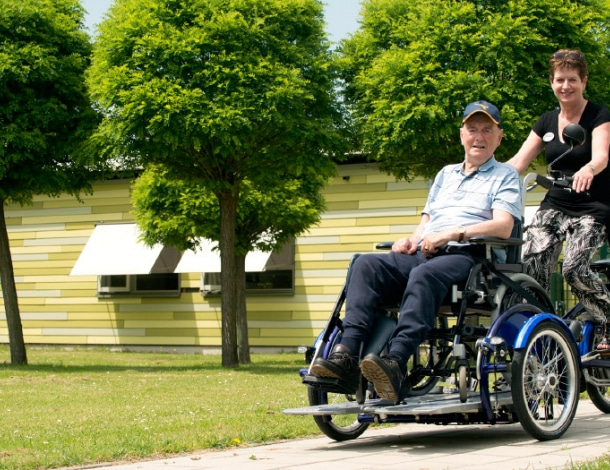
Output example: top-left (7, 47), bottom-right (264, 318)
top-left (0, 346), bottom-right (322, 469)
top-left (1, 345), bottom-right (610, 470)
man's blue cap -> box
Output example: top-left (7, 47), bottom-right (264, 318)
top-left (462, 100), bottom-right (501, 125)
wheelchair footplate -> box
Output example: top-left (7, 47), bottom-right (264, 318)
top-left (283, 390), bottom-right (512, 418)
top-left (302, 374), bottom-right (359, 395)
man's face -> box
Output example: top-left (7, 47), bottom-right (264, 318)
top-left (460, 113), bottom-right (503, 166)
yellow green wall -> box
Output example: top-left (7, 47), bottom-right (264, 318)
top-left (0, 163), bottom-right (546, 351)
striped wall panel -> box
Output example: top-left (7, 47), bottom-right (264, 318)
top-left (0, 164), bottom-right (546, 350)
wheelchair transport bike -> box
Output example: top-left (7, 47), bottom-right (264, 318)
top-left (284, 123), bottom-right (610, 442)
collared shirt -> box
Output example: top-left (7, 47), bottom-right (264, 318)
top-left (421, 156), bottom-right (522, 239)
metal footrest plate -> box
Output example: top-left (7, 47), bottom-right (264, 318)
top-left (283, 391), bottom-right (512, 417)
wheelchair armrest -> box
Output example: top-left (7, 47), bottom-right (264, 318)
top-left (376, 242), bottom-right (394, 250)
top-left (467, 236), bottom-right (524, 247)
top-left (376, 236), bottom-right (523, 253)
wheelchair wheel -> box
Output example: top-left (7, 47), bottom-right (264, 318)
top-left (307, 386), bottom-right (369, 441)
top-left (408, 342), bottom-right (441, 396)
top-left (407, 317), bottom-right (451, 396)
top-left (499, 279), bottom-right (554, 313)
top-left (512, 321), bottom-right (579, 440)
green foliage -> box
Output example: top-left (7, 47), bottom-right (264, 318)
top-left (0, 0), bottom-right (99, 204)
top-left (88, 0), bottom-right (345, 186)
top-left (131, 165), bottom-right (327, 255)
top-left (339, 0), bottom-right (610, 180)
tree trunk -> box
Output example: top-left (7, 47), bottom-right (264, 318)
top-left (0, 201), bottom-right (27, 364)
top-left (236, 254), bottom-right (250, 364)
top-left (218, 190), bottom-right (239, 368)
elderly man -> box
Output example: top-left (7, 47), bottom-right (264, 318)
top-left (310, 101), bottom-right (522, 403)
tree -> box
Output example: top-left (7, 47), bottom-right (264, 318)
top-left (0, 0), bottom-right (99, 364)
top-left (87, 0), bottom-right (345, 367)
top-left (131, 165), bottom-right (328, 363)
top-left (338, 0), bottom-right (610, 180)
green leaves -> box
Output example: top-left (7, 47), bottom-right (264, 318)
top-left (0, 0), bottom-right (98, 204)
top-left (88, 0), bottom-right (345, 183)
top-left (339, 0), bottom-right (610, 180)
top-left (132, 165), bottom-right (327, 255)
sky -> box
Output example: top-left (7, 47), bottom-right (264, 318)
top-left (81, 0), bottom-right (362, 45)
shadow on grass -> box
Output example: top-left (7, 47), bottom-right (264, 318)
top-left (0, 359), bottom-right (306, 376)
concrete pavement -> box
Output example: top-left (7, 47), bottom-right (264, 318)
top-left (70, 400), bottom-right (610, 470)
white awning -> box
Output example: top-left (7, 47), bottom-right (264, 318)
top-left (174, 239), bottom-right (272, 273)
top-left (70, 224), bottom-right (181, 276)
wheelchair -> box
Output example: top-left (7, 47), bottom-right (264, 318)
top-left (283, 217), bottom-right (589, 442)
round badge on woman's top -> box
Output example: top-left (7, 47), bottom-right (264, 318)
top-left (543, 132), bottom-right (555, 143)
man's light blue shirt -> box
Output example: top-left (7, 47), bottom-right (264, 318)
top-left (421, 156), bottom-right (522, 240)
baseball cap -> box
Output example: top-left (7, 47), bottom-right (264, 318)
top-left (462, 101), bottom-right (501, 126)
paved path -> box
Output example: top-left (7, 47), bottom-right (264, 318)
top-left (70, 400), bottom-right (610, 470)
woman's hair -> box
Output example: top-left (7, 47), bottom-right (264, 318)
top-left (549, 49), bottom-right (588, 80)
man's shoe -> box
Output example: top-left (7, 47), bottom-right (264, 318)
top-left (310, 344), bottom-right (360, 392)
top-left (360, 353), bottom-right (411, 404)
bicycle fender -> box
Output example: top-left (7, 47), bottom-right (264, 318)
top-left (513, 313), bottom-right (576, 349)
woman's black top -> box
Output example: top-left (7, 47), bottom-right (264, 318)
top-left (533, 101), bottom-right (610, 226)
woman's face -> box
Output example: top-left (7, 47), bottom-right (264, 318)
top-left (551, 66), bottom-right (588, 106)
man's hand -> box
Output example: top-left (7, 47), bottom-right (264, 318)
top-left (421, 230), bottom-right (444, 258)
top-left (421, 230), bottom-right (455, 257)
top-left (392, 236), bottom-right (418, 254)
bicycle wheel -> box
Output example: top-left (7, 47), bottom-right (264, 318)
top-left (587, 368), bottom-right (610, 413)
top-left (307, 386), bottom-right (369, 441)
top-left (512, 321), bottom-right (579, 440)
top-left (585, 326), bottom-right (610, 413)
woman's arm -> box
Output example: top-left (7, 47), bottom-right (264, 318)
top-left (571, 121), bottom-right (610, 193)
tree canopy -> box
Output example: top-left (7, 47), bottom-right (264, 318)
top-left (132, 165), bottom-right (327, 256)
top-left (338, 0), bottom-right (610, 180)
top-left (88, 0), bottom-right (345, 367)
top-left (0, 0), bottom-right (99, 204)
top-left (87, 0), bottom-right (345, 180)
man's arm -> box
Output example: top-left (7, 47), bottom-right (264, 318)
top-left (421, 209), bottom-right (514, 256)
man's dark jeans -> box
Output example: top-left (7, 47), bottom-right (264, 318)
top-left (340, 249), bottom-right (476, 362)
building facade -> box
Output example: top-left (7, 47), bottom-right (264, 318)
top-left (0, 163), bottom-right (546, 351)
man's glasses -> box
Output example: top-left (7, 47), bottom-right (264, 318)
top-left (552, 51), bottom-right (584, 61)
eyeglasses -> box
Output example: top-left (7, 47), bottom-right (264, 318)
top-left (552, 51), bottom-right (584, 61)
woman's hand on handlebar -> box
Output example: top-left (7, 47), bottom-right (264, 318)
top-left (572, 166), bottom-right (594, 193)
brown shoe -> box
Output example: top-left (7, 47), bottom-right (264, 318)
top-left (360, 354), bottom-right (411, 404)
top-left (310, 344), bottom-right (360, 392)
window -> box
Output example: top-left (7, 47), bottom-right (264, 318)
top-left (200, 242), bottom-right (295, 296)
top-left (98, 273), bottom-right (181, 297)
